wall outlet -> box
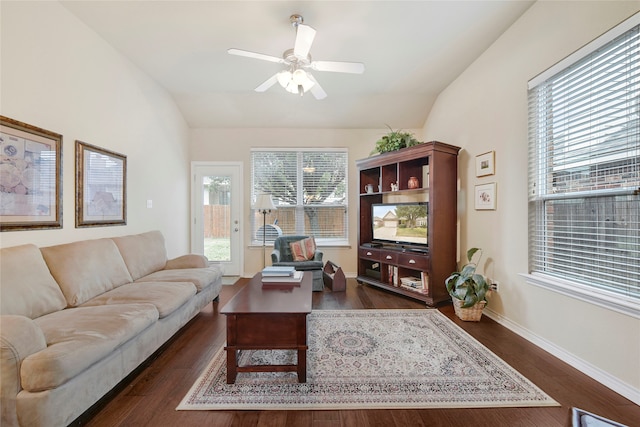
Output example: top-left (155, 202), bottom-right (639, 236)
top-left (490, 281), bottom-right (499, 292)
top-left (146, 199), bottom-right (153, 208)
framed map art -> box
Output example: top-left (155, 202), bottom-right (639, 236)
top-left (0, 116), bottom-right (63, 231)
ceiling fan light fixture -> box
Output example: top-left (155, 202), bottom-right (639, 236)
top-left (278, 68), bottom-right (315, 95)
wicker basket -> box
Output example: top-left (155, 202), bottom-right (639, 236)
top-left (452, 299), bottom-right (486, 322)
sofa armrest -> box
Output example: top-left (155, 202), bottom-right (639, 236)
top-left (165, 254), bottom-right (209, 269)
top-left (271, 249), bottom-right (283, 264)
top-left (313, 250), bottom-right (323, 262)
top-left (1, 315), bottom-right (47, 425)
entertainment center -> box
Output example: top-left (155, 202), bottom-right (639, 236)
top-left (356, 141), bottom-right (460, 306)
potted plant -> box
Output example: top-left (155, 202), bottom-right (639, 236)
top-left (370, 125), bottom-right (422, 155)
top-left (445, 247), bottom-right (491, 321)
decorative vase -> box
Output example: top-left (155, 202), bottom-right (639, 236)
top-left (408, 176), bottom-right (419, 189)
top-left (452, 299), bottom-right (486, 322)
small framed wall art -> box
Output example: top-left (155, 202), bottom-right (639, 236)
top-left (475, 182), bottom-right (497, 210)
top-left (475, 151), bottom-right (495, 177)
top-left (76, 141), bottom-right (127, 227)
top-left (0, 116), bottom-right (63, 231)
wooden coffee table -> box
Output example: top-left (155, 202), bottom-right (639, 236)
top-left (220, 271), bottom-right (313, 384)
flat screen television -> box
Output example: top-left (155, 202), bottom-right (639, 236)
top-left (371, 202), bottom-right (428, 248)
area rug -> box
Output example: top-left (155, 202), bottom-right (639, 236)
top-left (177, 309), bottom-right (559, 410)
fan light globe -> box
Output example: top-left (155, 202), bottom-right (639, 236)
top-left (278, 69), bottom-right (315, 95)
top-left (292, 69), bottom-right (308, 84)
top-left (277, 71), bottom-right (292, 88)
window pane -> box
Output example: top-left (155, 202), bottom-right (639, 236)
top-left (530, 196), bottom-right (640, 298)
top-left (251, 149), bottom-right (348, 243)
top-left (528, 20), bottom-right (640, 302)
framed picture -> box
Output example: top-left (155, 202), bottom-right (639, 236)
top-left (475, 182), bottom-right (496, 210)
top-left (475, 151), bottom-right (495, 177)
top-left (76, 141), bottom-right (126, 227)
top-left (0, 116), bottom-right (63, 231)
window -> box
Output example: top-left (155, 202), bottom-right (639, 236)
top-left (251, 149), bottom-right (348, 245)
top-left (527, 14), bottom-right (640, 317)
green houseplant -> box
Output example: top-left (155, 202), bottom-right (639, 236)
top-left (370, 126), bottom-right (422, 155)
top-left (445, 247), bottom-right (491, 321)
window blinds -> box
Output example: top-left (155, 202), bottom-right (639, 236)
top-left (528, 18), bottom-right (640, 300)
top-left (251, 149), bottom-right (348, 242)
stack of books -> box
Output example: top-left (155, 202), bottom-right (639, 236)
top-left (261, 266), bottom-right (303, 285)
top-left (399, 273), bottom-right (429, 294)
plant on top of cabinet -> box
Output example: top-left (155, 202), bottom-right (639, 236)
top-left (370, 125), bottom-right (423, 155)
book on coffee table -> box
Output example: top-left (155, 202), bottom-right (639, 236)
top-left (262, 266), bottom-right (296, 277)
top-left (262, 270), bottom-right (303, 284)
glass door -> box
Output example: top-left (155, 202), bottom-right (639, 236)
top-left (191, 162), bottom-right (242, 276)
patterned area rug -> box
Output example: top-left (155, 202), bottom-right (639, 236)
top-left (177, 309), bottom-right (559, 410)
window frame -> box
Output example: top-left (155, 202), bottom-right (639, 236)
top-left (525, 13), bottom-right (640, 319)
top-left (250, 148), bottom-right (349, 246)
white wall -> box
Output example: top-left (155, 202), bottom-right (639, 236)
top-left (190, 127), bottom-right (419, 276)
top-left (423, 1), bottom-right (640, 402)
top-left (0, 1), bottom-right (191, 257)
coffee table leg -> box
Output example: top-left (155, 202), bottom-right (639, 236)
top-left (226, 346), bottom-right (237, 384)
top-left (297, 347), bottom-right (307, 383)
top-left (297, 314), bottom-right (308, 383)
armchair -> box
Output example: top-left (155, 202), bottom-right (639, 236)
top-left (271, 235), bottom-right (324, 291)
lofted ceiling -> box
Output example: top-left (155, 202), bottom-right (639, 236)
top-left (60, 1), bottom-right (534, 129)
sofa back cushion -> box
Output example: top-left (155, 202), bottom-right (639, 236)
top-left (41, 239), bottom-right (133, 307)
top-left (112, 230), bottom-right (167, 280)
top-left (0, 244), bottom-right (67, 318)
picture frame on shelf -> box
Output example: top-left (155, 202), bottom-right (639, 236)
top-left (475, 151), bottom-right (495, 177)
top-left (475, 182), bottom-right (497, 210)
top-left (75, 141), bottom-right (127, 227)
top-left (0, 116), bottom-right (63, 231)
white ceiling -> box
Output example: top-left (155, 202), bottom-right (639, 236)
top-left (60, 1), bottom-right (534, 129)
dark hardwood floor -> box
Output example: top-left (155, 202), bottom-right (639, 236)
top-left (80, 279), bottom-right (639, 427)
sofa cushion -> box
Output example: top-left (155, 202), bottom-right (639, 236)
top-left (0, 244), bottom-right (67, 318)
top-left (112, 230), bottom-right (168, 280)
top-left (134, 267), bottom-right (222, 292)
top-left (23, 304), bottom-right (158, 392)
top-left (41, 239), bottom-right (133, 307)
top-left (81, 282), bottom-right (197, 318)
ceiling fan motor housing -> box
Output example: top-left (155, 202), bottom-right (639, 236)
top-left (290, 14), bottom-right (304, 27)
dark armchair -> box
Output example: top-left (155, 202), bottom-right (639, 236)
top-left (271, 235), bottom-right (324, 291)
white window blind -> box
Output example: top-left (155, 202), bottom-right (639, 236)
top-left (251, 149), bottom-right (348, 244)
top-left (528, 15), bottom-right (640, 304)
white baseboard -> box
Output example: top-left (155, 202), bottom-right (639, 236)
top-left (483, 308), bottom-right (640, 406)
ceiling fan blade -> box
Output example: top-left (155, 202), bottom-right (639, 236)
top-left (307, 74), bottom-right (327, 100)
top-left (254, 73), bottom-right (279, 92)
top-left (293, 24), bottom-right (316, 58)
top-left (312, 60), bottom-right (365, 74)
top-left (228, 48), bottom-right (284, 64)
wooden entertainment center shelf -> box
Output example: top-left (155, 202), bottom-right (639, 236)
top-left (356, 141), bottom-right (460, 306)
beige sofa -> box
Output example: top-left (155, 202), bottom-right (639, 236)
top-left (0, 230), bottom-right (223, 427)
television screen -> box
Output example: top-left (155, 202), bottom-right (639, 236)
top-left (372, 202), bottom-right (428, 247)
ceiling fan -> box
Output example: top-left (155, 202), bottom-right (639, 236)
top-left (228, 14), bottom-right (365, 99)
